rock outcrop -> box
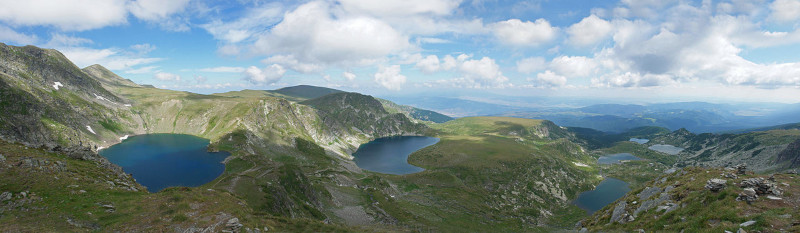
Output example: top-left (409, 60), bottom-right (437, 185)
top-left (705, 179), bottom-right (727, 192)
top-left (739, 177), bottom-right (782, 196)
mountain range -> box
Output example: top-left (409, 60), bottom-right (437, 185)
top-left (1, 43), bottom-right (799, 232)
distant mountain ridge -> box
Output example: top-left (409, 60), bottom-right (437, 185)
top-left (272, 85), bottom-right (343, 100)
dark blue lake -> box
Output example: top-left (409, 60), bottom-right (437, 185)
top-left (352, 136), bottom-right (439, 175)
top-left (573, 177), bottom-right (631, 213)
top-left (598, 153), bottom-right (642, 164)
top-left (99, 134), bottom-right (230, 192)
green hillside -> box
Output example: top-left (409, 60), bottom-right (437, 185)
top-left (5, 43), bottom-right (797, 232)
top-left (582, 167), bottom-right (800, 232)
top-left (0, 44), bottom-right (609, 231)
top-left (272, 85), bottom-right (344, 100)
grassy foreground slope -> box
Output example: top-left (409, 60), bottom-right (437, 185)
top-left (0, 140), bottom-right (350, 232)
top-left (582, 167), bottom-right (800, 232)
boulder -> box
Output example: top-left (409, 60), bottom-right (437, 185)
top-left (0, 191), bottom-right (11, 201)
top-left (638, 187), bottom-right (662, 201)
top-left (101, 204), bottom-right (115, 213)
top-left (610, 202), bottom-right (628, 224)
top-left (735, 164), bottom-right (747, 175)
top-left (224, 217), bottom-right (243, 233)
top-left (739, 220), bottom-right (756, 227)
top-left (736, 188), bottom-right (757, 202)
top-left (705, 179), bottom-right (727, 192)
top-left (740, 178), bottom-right (782, 196)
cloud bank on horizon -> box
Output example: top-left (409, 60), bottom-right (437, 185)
top-left (0, 0), bottom-right (799, 102)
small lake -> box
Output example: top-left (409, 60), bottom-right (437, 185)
top-left (352, 136), bottom-right (439, 175)
top-left (99, 134), bottom-right (230, 192)
top-left (598, 153), bottom-right (642, 164)
top-left (629, 138), bottom-right (649, 144)
top-left (573, 178), bottom-right (631, 213)
top-left (648, 144), bottom-right (684, 155)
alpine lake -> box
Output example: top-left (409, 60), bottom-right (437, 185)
top-left (99, 134), bottom-right (230, 192)
top-left (351, 136), bottom-right (440, 175)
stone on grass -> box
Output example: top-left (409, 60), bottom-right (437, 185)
top-left (705, 179), bottom-right (727, 192)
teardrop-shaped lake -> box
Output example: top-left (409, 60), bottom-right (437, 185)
top-left (99, 134), bottom-right (229, 192)
top-left (352, 136), bottom-right (439, 175)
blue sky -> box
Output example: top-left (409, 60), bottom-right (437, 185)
top-left (1, 0), bottom-right (800, 103)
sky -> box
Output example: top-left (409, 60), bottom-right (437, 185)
top-left (1, 0), bottom-right (800, 103)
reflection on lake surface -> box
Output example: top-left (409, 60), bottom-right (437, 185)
top-left (352, 136), bottom-right (439, 175)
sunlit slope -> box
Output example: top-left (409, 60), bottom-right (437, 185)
top-left (650, 128), bottom-right (800, 172)
top-left (0, 43), bottom-right (141, 149)
top-left (0, 139), bottom-right (353, 232)
top-left (360, 116), bottom-right (603, 231)
top-left (582, 167), bottom-right (800, 232)
top-left (0, 43), bottom-right (617, 231)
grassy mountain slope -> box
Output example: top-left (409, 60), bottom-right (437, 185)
top-left (582, 167), bottom-right (800, 232)
top-left (723, 122), bottom-right (800, 134)
top-left (378, 98), bottom-right (454, 123)
top-left (0, 43), bottom-right (140, 150)
top-left (272, 85), bottom-right (343, 100)
top-left (0, 44), bottom-right (635, 231)
top-left (0, 139), bottom-right (352, 232)
top-left (301, 92), bottom-right (425, 140)
top-left (649, 128), bottom-right (800, 172)
top-left (570, 126), bottom-right (672, 149)
top-left (82, 64), bottom-right (141, 88)
top-left (394, 117), bottom-right (600, 230)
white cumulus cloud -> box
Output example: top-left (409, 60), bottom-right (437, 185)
top-left (415, 55), bottom-right (441, 73)
top-left (252, 1), bottom-right (411, 71)
top-left (343, 71), bottom-right (357, 81)
top-left (770, 0), bottom-right (800, 22)
top-left (374, 65), bottom-right (407, 90)
top-left (0, 0), bottom-right (128, 31)
top-left (491, 19), bottom-right (557, 47)
top-left (243, 64), bottom-right (286, 84)
top-left (549, 56), bottom-right (598, 78)
top-left (567, 15), bottom-right (613, 47)
top-left (337, 0), bottom-right (461, 17)
top-left (529, 70), bottom-right (567, 88)
top-left (516, 57), bottom-right (546, 74)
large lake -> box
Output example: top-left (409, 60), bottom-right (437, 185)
top-left (99, 134), bottom-right (230, 192)
top-left (352, 136), bottom-right (439, 175)
top-left (598, 153), bottom-right (642, 164)
top-left (573, 177), bottom-right (631, 213)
